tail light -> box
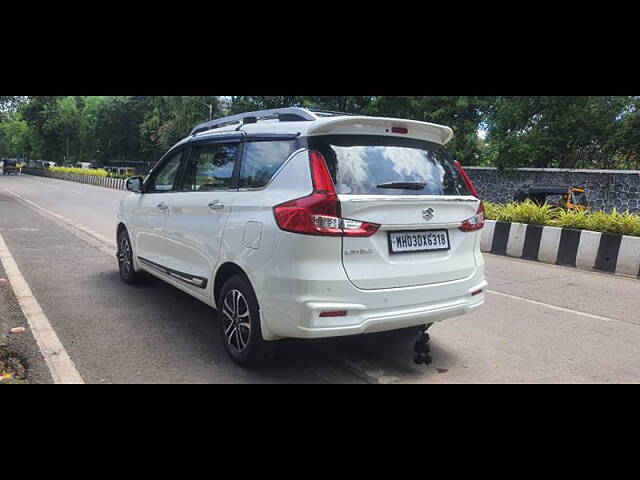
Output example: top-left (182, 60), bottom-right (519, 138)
top-left (454, 160), bottom-right (485, 232)
top-left (274, 151), bottom-right (380, 237)
top-left (453, 160), bottom-right (480, 198)
top-left (460, 202), bottom-right (485, 232)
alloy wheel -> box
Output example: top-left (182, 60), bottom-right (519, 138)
top-left (118, 235), bottom-right (132, 274)
top-left (221, 289), bottom-right (252, 353)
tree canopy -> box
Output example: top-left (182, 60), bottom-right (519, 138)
top-left (1, 95), bottom-right (639, 170)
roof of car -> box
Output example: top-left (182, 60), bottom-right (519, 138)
top-left (173, 107), bottom-right (454, 151)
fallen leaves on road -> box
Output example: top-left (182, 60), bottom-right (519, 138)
top-left (0, 347), bottom-right (27, 383)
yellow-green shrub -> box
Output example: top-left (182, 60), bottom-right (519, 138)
top-left (484, 201), bottom-right (503, 221)
top-left (50, 166), bottom-right (108, 177)
top-left (485, 200), bottom-right (640, 237)
top-left (550, 209), bottom-right (592, 231)
top-left (490, 200), bottom-right (557, 226)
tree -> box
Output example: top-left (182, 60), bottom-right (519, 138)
top-left (301, 96), bottom-right (375, 114)
top-left (3, 96), bottom-right (640, 170)
top-left (370, 96), bottom-right (494, 164)
top-left (140, 96), bottom-right (221, 160)
top-left (56, 96), bottom-right (81, 164)
top-left (228, 96), bottom-right (303, 114)
top-left (486, 96), bottom-right (640, 170)
top-left (0, 112), bottom-right (30, 158)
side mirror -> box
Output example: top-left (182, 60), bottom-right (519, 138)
top-left (126, 176), bottom-right (144, 193)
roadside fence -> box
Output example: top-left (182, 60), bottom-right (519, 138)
top-left (20, 167), bottom-right (127, 191)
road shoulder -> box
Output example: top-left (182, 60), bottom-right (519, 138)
top-left (0, 262), bottom-right (52, 384)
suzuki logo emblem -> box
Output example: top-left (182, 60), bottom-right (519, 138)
top-left (422, 208), bottom-right (435, 221)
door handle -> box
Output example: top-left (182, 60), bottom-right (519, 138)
top-left (208, 201), bottom-right (225, 211)
top-left (157, 202), bottom-right (169, 211)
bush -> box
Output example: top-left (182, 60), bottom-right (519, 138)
top-left (49, 166), bottom-right (108, 177)
top-left (550, 209), bottom-right (592, 231)
top-left (497, 200), bottom-right (557, 226)
top-left (484, 201), bottom-right (503, 221)
top-left (485, 201), bottom-right (640, 237)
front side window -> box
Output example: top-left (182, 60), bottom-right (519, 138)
top-left (146, 151), bottom-right (184, 193)
top-left (182, 143), bottom-right (239, 191)
top-left (238, 141), bottom-right (296, 189)
top-left (310, 135), bottom-right (471, 196)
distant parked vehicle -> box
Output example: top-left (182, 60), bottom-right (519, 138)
top-left (75, 162), bottom-right (94, 169)
top-left (2, 159), bottom-right (19, 175)
top-left (514, 185), bottom-right (589, 211)
top-left (105, 166), bottom-right (136, 177)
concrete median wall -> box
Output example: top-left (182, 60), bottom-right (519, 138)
top-left (481, 219), bottom-right (640, 278)
top-left (21, 168), bottom-right (127, 191)
top-left (466, 167), bottom-right (640, 212)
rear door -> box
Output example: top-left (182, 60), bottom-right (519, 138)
top-left (310, 135), bottom-right (481, 290)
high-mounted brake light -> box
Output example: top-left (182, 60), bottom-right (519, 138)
top-left (391, 126), bottom-right (408, 134)
top-left (274, 151), bottom-right (381, 237)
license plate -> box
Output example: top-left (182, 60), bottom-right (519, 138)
top-left (388, 230), bottom-right (450, 254)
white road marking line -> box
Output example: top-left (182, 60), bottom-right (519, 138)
top-left (0, 187), bottom-right (115, 247)
top-left (487, 289), bottom-right (617, 323)
top-left (0, 233), bottom-right (84, 384)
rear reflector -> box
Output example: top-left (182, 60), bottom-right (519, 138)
top-left (391, 127), bottom-right (408, 134)
top-left (471, 289), bottom-right (483, 297)
top-left (319, 311), bottom-right (348, 318)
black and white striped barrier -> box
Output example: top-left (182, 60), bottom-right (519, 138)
top-left (481, 220), bottom-right (640, 278)
top-left (21, 168), bottom-right (127, 191)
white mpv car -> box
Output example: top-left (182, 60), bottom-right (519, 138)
top-left (116, 108), bottom-right (487, 366)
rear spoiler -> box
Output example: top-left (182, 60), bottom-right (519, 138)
top-left (307, 116), bottom-right (454, 146)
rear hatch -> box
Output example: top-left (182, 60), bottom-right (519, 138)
top-left (309, 135), bottom-right (481, 290)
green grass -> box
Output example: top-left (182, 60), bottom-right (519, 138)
top-left (484, 201), bottom-right (640, 237)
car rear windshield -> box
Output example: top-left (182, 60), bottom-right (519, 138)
top-left (309, 135), bottom-right (471, 196)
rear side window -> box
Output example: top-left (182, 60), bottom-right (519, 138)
top-left (238, 141), bottom-right (296, 189)
top-left (310, 135), bottom-right (471, 196)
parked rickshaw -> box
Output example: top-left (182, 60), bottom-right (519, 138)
top-left (514, 185), bottom-right (589, 211)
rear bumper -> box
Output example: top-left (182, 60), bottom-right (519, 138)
top-left (293, 283), bottom-right (486, 339)
top-left (255, 263), bottom-right (486, 340)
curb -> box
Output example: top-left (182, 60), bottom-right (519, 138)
top-left (481, 220), bottom-right (640, 278)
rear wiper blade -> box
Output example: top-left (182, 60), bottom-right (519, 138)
top-left (376, 182), bottom-right (426, 191)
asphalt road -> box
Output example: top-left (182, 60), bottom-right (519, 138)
top-left (1, 173), bottom-right (639, 384)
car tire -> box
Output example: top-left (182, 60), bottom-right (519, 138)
top-left (117, 228), bottom-right (142, 285)
top-left (218, 274), bottom-right (278, 367)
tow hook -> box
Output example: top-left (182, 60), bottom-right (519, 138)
top-left (414, 324), bottom-right (433, 366)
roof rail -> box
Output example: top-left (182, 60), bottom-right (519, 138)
top-left (190, 107), bottom-right (319, 136)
